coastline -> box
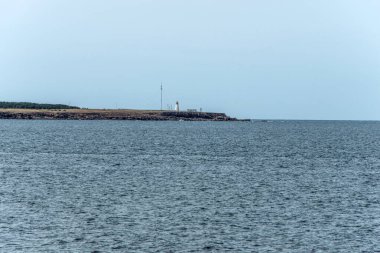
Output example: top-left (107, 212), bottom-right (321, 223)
top-left (0, 108), bottom-right (246, 121)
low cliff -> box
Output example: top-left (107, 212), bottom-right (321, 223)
top-left (160, 111), bottom-right (236, 121)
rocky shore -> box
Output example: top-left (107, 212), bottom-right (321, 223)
top-left (0, 109), bottom-right (246, 121)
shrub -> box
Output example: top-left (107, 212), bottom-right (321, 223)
top-left (0, 102), bottom-right (80, 109)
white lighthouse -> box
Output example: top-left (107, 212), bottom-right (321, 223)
top-left (175, 101), bottom-right (179, 112)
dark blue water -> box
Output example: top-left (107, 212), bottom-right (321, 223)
top-left (0, 120), bottom-right (379, 252)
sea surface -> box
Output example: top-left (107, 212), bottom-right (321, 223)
top-left (0, 120), bottom-right (379, 252)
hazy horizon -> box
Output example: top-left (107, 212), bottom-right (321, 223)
top-left (1, 0), bottom-right (379, 120)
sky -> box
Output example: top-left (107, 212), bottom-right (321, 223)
top-left (0, 0), bottom-right (379, 120)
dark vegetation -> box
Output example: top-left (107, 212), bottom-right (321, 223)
top-left (0, 102), bottom-right (79, 109)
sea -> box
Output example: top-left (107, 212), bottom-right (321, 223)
top-left (0, 120), bottom-right (379, 252)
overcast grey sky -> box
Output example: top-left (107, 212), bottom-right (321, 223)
top-left (0, 0), bottom-right (379, 119)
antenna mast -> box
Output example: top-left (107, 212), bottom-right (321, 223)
top-left (160, 82), bottom-right (163, 111)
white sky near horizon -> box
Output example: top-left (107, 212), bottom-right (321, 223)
top-left (0, 0), bottom-right (379, 120)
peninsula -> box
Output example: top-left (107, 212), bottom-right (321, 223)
top-left (0, 102), bottom-right (243, 121)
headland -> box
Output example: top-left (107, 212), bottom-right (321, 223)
top-left (0, 108), bottom-right (243, 121)
top-left (0, 102), bottom-right (245, 121)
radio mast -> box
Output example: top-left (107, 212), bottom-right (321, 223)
top-left (160, 82), bottom-right (163, 111)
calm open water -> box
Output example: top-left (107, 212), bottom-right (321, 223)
top-left (0, 120), bottom-right (379, 252)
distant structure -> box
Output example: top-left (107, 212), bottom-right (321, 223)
top-left (187, 109), bottom-right (197, 113)
top-left (160, 83), bottom-right (163, 111)
top-left (175, 101), bottom-right (179, 112)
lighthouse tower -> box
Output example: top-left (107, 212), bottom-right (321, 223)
top-left (175, 101), bottom-right (179, 112)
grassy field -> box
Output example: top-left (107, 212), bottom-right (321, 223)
top-left (0, 108), bottom-right (160, 114)
top-left (0, 108), bottom-right (162, 119)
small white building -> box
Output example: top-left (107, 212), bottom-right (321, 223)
top-left (175, 101), bottom-right (179, 112)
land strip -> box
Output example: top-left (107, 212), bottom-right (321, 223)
top-left (0, 108), bottom-right (243, 121)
